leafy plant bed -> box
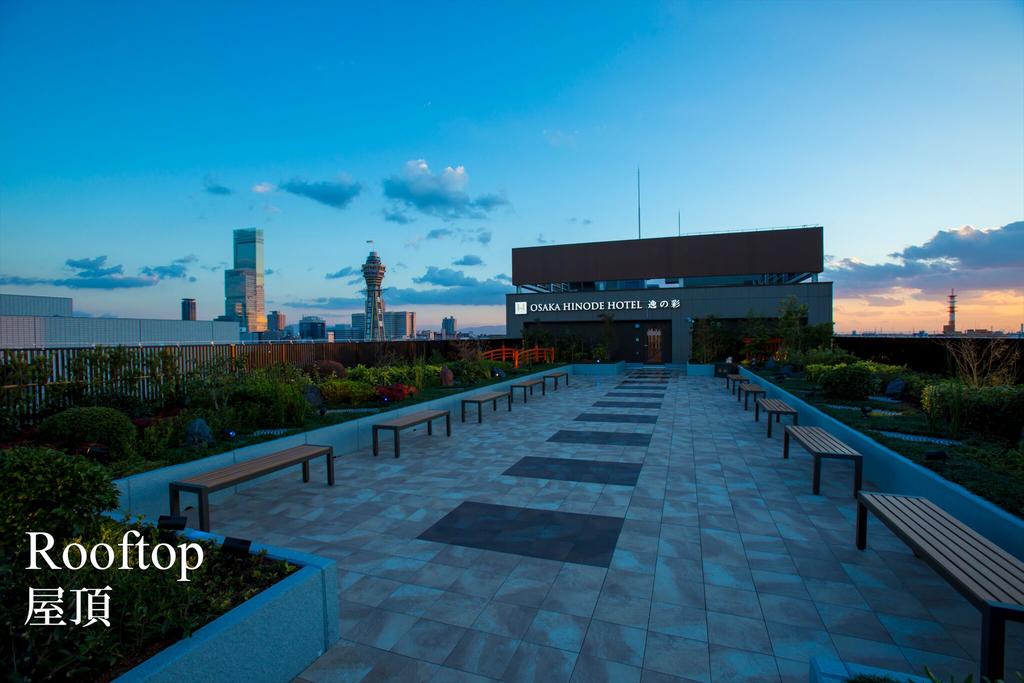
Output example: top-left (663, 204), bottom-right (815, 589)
top-left (1, 448), bottom-right (299, 682)
top-left (752, 369), bottom-right (1024, 518)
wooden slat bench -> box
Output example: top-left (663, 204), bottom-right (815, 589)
top-left (756, 398), bottom-right (798, 437)
top-left (169, 444), bottom-right (334, 532)
top-left (855, 493), bottom-right (1024, 679)
top-left (725, 373), bottom-right (749, 394)
top-left (738, 383), bottom-right (766, 410)
top-left (461, 390), bottom-right (511, 423)
top-left (543, 371), bottom-right (570, 390)
top-left (783, 425), bottom-right (863, 497)
top-left (511, 378), bottom-right (545, 402)
top-left (373, 409), bottom-right (451, 458)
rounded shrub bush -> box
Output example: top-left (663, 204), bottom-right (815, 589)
top-left (38, 406), bottom-right (137, 460)
top-left (0, 446), bottom-right (119, 549)
top-left (310, 359), bottom-right (347, 378)
top-left (816, 363), bottom-right (877, 399)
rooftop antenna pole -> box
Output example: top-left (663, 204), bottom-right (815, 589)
top-left (677, 210), bottom-right (681, 237)
top-left (630, 165), bottom-right (638, 239)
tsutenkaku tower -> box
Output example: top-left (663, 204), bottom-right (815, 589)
top-left (361, 248), bottom-right (386, 341)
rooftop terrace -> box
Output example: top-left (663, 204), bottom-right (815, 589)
top-left (205, 370), bottom-right (1023, 683)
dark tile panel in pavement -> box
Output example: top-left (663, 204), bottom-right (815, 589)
top-left (417, 500), bottom-right (624, 567)
top-left (547, 430), bottom-right (652, 447)
top-left (619, 381), bottom-right (668, 385)
top-left (610, 387), bottom-right (667, 393)
top-left (606, 392), bottom-right (665, 398)
top-left (593, 400), bottom-right (662, 409)
top-left (574, 412), bottom-right (658, 424)
top-left (502, 455), bottom-right (642, 486)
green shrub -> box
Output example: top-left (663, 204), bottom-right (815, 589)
top-left (448, 359), bottom-right (492, 384)
top-left (810, 363), bottom-right (877, 399)
top-left (231, 372), bottom-right (311, 428)
top-left (139, 418), bottom-right (176, 461)
top-left (0, 446), bottom-right (119, 550)
top-left (922, 381), bottom-right (1024, 441)
top-left (0, 408), bottom-right (20, 442)
top-left (804, 347), bottom-right (854, 367)
top-left (38, 406), bottom-right (137, 460)
top-left (320, 379), bottom-right (377, 406)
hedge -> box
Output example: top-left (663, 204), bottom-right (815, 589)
top-left (921, 382), bottom-right (1024, 442)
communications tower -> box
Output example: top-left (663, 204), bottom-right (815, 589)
top-left (942, 289), bottom-right (957, 335)
top-left (361, 246), bottom-right (386, 341)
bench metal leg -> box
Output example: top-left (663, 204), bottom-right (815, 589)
top-left (767, 413), bottom-right (773, 438)
top-left (755, 402), bottom-right (760, 422)
top-left (198, 490), bottom-right (211, 532)
top-left (812, 455), bottom-right (822, 494)
top-left (507, 394), bottom-right (512, 411)
top-left (856, 500), bottom-right (868, 549)
top-left (394, 430), bottom-right (400, 459)
top-left (446, 413), bottom-right (451, 437)
top-left (980, 606), bottom-right (1007, 681)
top-left (478, 403), bottom-right (483, 423)
top-left (542, 382), bottom-right (546, 395)
top-left (302, 460), bottom-right (310, 483)
top-left (169, 486), bottom-right (181, 517)
top-left (427, 419), bottom-right (433, 436)
top-left (492, 398), bottom-right (498, 412)
top-left (326, 450), bottom-right (335, 486)
top-left (461, 402), bottom-right (466, 423)
top-left (373, 427), bottom-right (380, 457)
top-left (783, 429), bottom-right (790, 458)
top-left (853, 458), bottom-right (863, 498)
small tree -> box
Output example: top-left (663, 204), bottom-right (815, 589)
top-left (741, 310), bottom-right (772, 361)
top-left (776, 296), bottom-right (808, 357)
top-left (691, 316), bottom-right (725, 363)
top-left (945, 338), bottom-right (1021, 387)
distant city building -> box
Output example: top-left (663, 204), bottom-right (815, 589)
top-left (416, 330), bottom-right (435, 341)
top-left (223, 228), bottom-right (267, 332)
top-left (298, 315), bottom-right (327, 340)
top-left (0, 294), bottom-right (239, 348)
top-left (267, 310), bottom-right (286, 331)
top-left (330, 323), bottom-right (362, 341)
top-left (384, 311), bottom-right (416, 340)
top-left (181, 298), bottom-right (197, 321)
top-left (361, 249), bottom-right (386, 341)
top-left (350, 311), bottom-right (414, 340)
top-left (442, 316), bottom-right (458, 338)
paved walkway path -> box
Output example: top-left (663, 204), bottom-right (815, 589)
top-left (212, 370), bottom-right (1023, 682)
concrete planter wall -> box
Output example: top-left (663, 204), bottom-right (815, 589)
top-left (740, 368), bottom-right (1024, 560)
top-left (571, 361), bottom-right (626, 376)
top-left (685, 363), bottom-right (715, 377)
top-left (809, 656), bottom-right (930, 683)
top-left (116, 365), bottom-right (573, 522)
top-left (115, 531), bottom-right (338, 683)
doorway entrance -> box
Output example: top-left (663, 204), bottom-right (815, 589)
top-left (645, 324), bottom-right (665, 363)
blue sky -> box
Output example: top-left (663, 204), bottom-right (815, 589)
top-left (1, 0), bottom-right (1022, 332)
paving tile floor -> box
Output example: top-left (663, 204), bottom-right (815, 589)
top-left (206, 370), bottom-right (1023, 682)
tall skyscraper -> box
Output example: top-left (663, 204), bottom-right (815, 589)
top-left (442, 316), bottom-right (458, 338)
top-left (361, 249), bottom-right (386, 341)
top-left (223, 228), bottom-right (267, 332)
top-left (181, 298), bottom-right (197, 321)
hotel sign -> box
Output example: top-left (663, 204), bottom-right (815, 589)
top-left (514, 298), bottom-right (680, 315)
